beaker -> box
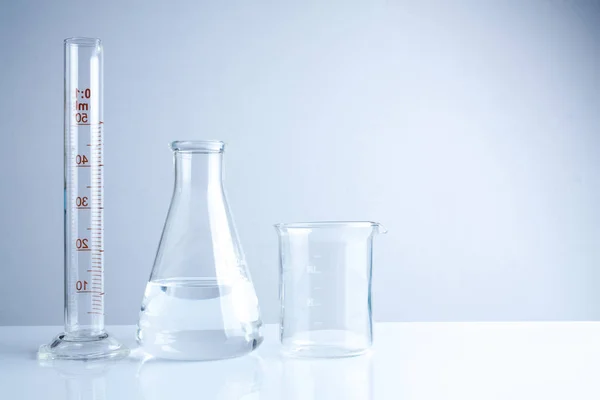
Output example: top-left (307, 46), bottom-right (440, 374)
top-left (137, 140), bottom-right (263, 360)
top-left (275, 221), bottom-right (386, 358)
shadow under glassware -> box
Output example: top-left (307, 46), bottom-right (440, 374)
top-left (137, 140), bottom-right (263, 360)
top-left (275, 221), bottom-right (387, 358)
top-left (282, 354), bottom-right (373, 400)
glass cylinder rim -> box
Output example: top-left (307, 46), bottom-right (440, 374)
top-left (64, 37), bottom-right (102, 47)
top-left (275, 221), bottom-right (381, 230)
top-left (170, 140), bottom-right (225, 153)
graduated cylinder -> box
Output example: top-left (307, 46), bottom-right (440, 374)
top-left (38, 38), bottom-right (128, 361)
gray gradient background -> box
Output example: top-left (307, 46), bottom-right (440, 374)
top-left (0, 0), bottom-right (599, 325)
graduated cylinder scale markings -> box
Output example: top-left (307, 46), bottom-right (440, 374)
top-left (66, 73), bottom-right (105, 331)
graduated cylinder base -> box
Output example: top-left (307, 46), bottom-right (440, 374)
top-left (282, 330), bottom-right (371, 358)
top-left (38, 331), bottom-right (129, 362)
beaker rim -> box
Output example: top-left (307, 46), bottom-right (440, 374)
top-left (64, 37), bottom-right (102, 46)
top-left (170, 140), bottom-right (225, 153)
top-left (274, 221), bottom-right (381, 229)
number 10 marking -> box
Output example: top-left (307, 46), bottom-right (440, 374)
top-left (76, 280), bottom-right (88, 291)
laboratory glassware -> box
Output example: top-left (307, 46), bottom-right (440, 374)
top-left (275, 221), bottom-right (387, 358)
top-left (137, 140), bottom-right (263, 360)
top-left (38, 38), bottom-right (129, 361)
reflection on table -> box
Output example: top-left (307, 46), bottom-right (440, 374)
top-left (137, 354), bottom-right (263, 399)
top-left (282, 354), bottom-right (373, 400)
top-left (42, 360), bottom-right (112, 400)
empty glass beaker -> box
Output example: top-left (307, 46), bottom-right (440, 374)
top-left (137, 140), bottom-right (263, 360)
top-left (275, 221), bottom-right (386, 358)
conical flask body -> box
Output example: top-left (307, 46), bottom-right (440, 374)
top-left (137, 141), bottom-right (263, 360)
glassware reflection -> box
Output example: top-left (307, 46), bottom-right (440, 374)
top-left (137, 354), bottom-right (263, 399)
top-left (282, 354), bottom-right (373, 400)
top-left (42, 360), bottom-right (112, 400)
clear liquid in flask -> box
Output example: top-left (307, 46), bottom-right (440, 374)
top-left (137, 277), bottom-right (263, 360)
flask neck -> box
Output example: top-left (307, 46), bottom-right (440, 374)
top-left (174, 151), bottom-right (223, 189)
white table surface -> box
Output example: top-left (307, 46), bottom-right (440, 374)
top-left (1, 323), bottom-right (600, 399)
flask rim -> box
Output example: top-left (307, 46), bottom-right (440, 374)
top-left (170, 140), bottom-right (225, 153)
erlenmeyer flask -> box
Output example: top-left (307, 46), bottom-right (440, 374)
top-left (137, 140), bottom-right (263, 360)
